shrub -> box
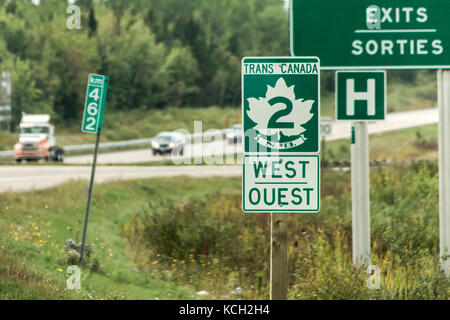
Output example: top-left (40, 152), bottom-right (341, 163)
top-left (124, 163), bottom-right (449, 299)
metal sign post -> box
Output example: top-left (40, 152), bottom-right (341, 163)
top-left (337, 71), bottom-right (385, 266)
top-left (79, 132), bottom-right (100, 263)
top-left (438, 69), bottom-right (450, 276)
top-left (351, 122), bottom-right (371, 266)
top-left (79, 74), bottom-right (108, 264)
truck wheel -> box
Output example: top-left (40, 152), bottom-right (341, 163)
top-left (57, 151), bottom-right (64, 162)
top-left (179, 147), bottom-right (184, 156)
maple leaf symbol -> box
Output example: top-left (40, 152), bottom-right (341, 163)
top-left (246, 78), bottom-right (314, 140)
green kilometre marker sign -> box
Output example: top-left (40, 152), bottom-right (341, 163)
top-left (242, 57), bottom-right (320, 213)
top-left (290, 0), bottom-right (450, 69)
top-left (82, 74), bottom-right (108, 133)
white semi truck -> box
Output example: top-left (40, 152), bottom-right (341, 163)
top-left (14, 113), bottom-right (64, 163)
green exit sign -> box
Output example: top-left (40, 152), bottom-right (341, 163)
top-left (290, 0), bottom-right (450, 69)
top-left (81, 74), bottom-right (108, 134)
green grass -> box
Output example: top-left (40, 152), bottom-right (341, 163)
top-left (0, 131), bottom-right (16, 151)
top-left (0, 163), bottom-right (448, 299)
top-left (322, 124), bottom-right (438, 163)
top-left (386, 71), bottom-right (437, 113)
top-left (0, 177), bottom-right (239, 299)
top-left (57, 106), bottom-right (242, 146)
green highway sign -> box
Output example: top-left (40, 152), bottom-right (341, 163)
top-left (336, 71), bottom-right (386, 121)
top-left (242, 154), bottom-right (320, 212)
top-left (242, 57), bottom-right (320, 153)
top-left (81, 74), bottom-right (108, 134)
top-left (290, 0), bottom-right (450, 69)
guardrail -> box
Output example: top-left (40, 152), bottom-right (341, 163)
top-left (62, 138), bottom-right (153, 153)
top-left (0, 150), bottom-right (13, 158)
top-left (0, 129), bottom-right (229, 158)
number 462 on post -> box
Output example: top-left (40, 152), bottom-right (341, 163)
top-left (81, 74), bottom-right (108, 134)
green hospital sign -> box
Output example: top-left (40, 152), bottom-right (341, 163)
top-left (336, 71), bottom-right (386, 121)
top-left (290, 0), bottom-right (450, 69)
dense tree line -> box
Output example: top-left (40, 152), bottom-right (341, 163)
top-left (0, 0), bottom-right (288, 124)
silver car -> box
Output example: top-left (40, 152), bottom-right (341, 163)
top-left (226, 124), bottom-right (243, 144)
top-left (151, 131), bottom-right (186, 156)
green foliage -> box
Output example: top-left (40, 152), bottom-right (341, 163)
top-left (160, 46), bottom-right (199, 106)
top-left (0, 166), bottom-right (448, 299)
top-left (0, 0), bottom-right (289, 125)
top-left (124, 164), bottom-right (449, 299)
top-left (88, 6), bottom-right (98, 38)
top-left (123, 193), bottom-right (262, 298)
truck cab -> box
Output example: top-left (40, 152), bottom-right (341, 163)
top-left (14, 114), bottom-right (64, 163)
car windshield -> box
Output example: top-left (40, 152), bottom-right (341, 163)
top-left (232, 125), bottom-right (242, 131)
top-left (21, 127), bottom-right (48, 134)
top-left (156, 135), bottom-right (173, 141)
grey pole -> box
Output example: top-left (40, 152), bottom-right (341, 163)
top-left (79, 132), bottom-right (101, 264)
top-left (438, 70), bottom-right (450, 276)
top-left (351, 122), bottom-right (371, 266)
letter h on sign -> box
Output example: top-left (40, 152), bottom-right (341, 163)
top-left (336, 71), bottom-right (386, 121)
top-left (346, 78), bottom-right (376, 116)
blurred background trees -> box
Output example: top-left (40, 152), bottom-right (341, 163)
top-left (0, 0), bottom-right (289, 124)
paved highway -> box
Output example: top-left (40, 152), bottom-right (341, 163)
top-left (0, 108), bottom-right (438, 193)
top-left (0, 165), bottom-right (241, 192)
top-left (326, 107), bottom-right (438, 141)
top-left (65, 139), bottom-right (242, 165)
top-left (65, 107), bottom-right (438, 165)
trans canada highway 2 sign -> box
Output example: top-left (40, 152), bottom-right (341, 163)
top-left (242, 57), bottom-right (320, 153)
top-left (242, 155), bottom-right (320, 213)
top-left (290, 0), bottom-right (450, 69)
